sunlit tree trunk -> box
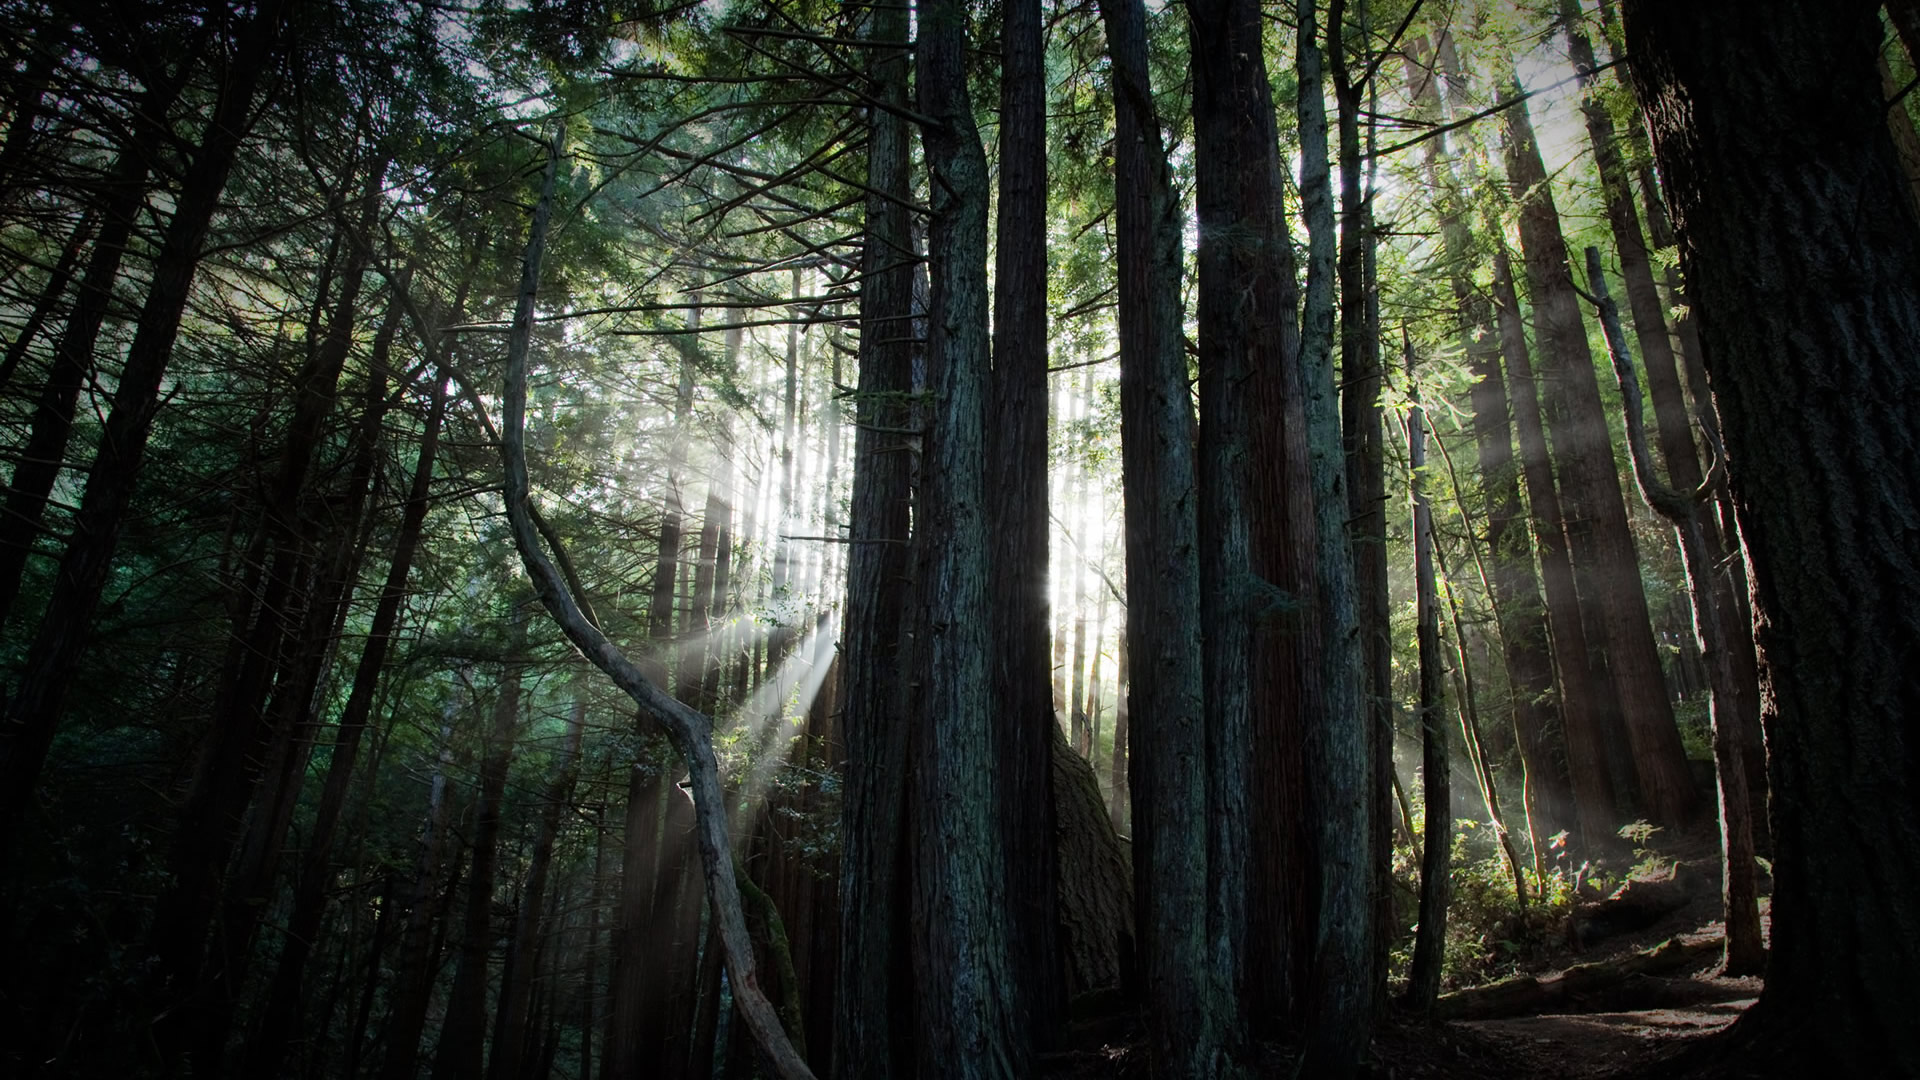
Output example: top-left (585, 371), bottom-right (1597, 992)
top-left (1503, 85), bottom-right (1697, 827)
top-left (1491, 243), bottom-right (1620, 856)
top-left (1423, 34), bottom-right (1572, 854)
top-left (1296, 1), bottom-right (1374, 1069)
top-left (1403, 359), bottom-right (1451, 1012)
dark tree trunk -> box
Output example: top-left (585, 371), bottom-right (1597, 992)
top-left (1189, 0), bottom-right (1303, 1045)
top-left (832, 3), bottom-right (918, 1073)
top-left (1502, 86), bottom-right (1697, 828)
top-left (247, 367), bottom-right (452, 1077)
top-left (490, 691), bottom-right (589, 1080)
top-left (911, 0), bottom-right (1019, 1072)
top-left (1403, 362), bottom-right (1451, 1013)
top-left (1584, 249), bottom-right (1764, 978)
top-left (1490, 243), bottom-right (1620, 857)
top-left (1624, 8), bottom-right (1920, 1063)
top-left (432, 622), bottom-right (526, 1080)
top-left (1095, 0), bottom-right (1220, 1069)
top-left (0, 69), bottom-right (185, 633)
top-left (1296, 1), bottom-right (1374, 1069)
top-left (989, 0), bottom-right (1060, 1053)
top-left (0, 0), bottom-right (284, 842)
top-left (1330, 3), bottom-right (1394, 1027)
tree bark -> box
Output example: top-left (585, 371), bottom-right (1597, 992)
top-left (990, 0), bottom-right (1060, 1055)
top-left (1583, 248), bottom-right (1764, 977)
top-left (833, 3), bottom-right (918, 1074)
top-left (1296, 1), bottom-right (1374, 1069)
top-left (1095, 0), bottom-right (1221, 1069)
top-left (1626, 2), bottom-right (1920, 1067)
top-left (1491, 242), bottom-right (1620, 857)
top-left (911, 1), bottom-right (1020, 1071)
top-left (1502, 84), bottom-right (1697, 828)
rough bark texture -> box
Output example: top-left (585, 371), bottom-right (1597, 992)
top-left (912, 0), bottom-right (1019, 1073)
top-left (1625, 4), bottom-right (1920, 1065)
top-left (1503, 86), bottom-right (1697, 827)
top-left (832, 6), bottom-right (917, 1071)
top-left (1190, 0), bottom-right (1295, 1045)
top-left (1297, 1), bottom-right (1374, 1070)
top-left (990, 0), bottom-right (1061, 1052)
top-left (1095, 0), bottom-right (1219, 1069)
top-left (1584, 249), bottom-right (1763, 978)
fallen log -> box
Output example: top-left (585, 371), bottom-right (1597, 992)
top-left (1436, 936), bottom-right (1726, 1021)
top-left (1570, 863), bottom-right (1697, 946)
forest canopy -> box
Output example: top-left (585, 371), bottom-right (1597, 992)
top-left (0, 0), bottom-right (1916, 1077)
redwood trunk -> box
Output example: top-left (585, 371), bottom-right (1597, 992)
top-left (1624, 4), bottom-right (1920, 1065)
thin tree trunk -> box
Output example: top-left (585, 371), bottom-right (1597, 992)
top-left (496, 129), bottom-right (813, 1080)
top-left (1404, 349), bottom-right (1451, 1013)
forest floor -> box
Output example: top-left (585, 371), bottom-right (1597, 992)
top-left (1048, 833), bottom-right (1770, 1078)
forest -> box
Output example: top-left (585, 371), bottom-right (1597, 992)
top-left (0, 0), bottom-right (1916, 1076)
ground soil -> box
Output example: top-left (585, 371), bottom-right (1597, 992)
top-left (1048, 831), bottom-right (1769, 1078)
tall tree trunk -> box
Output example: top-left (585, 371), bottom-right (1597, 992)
top-left (1424, 31), bottom-right (1572, 857)
top-left (1330, 1), bottom-right (1394, 1025)
top-left (1626, 4), bottom-right (1920, 1067)
top-left (1502, 84), bottom-right (1697, 827)
top-left (1296, 1), bottom-right (1374, 1069)
top-left (490, 691), bottom-right (590, 1080)
top-left (433, 619), bottom-right (526, 1080)
top-left (0, 66), bottom-right (187, 632)
top-left (0, 0), bottom-right (285, 844)
top-left (911, 1), bottom-right (1019, 1072)
top-left (1096, 0), bottom-right (1221, 1069)
top-left (246, 364), bottom-right (452, 1076)
top-left (1584, 248), bottom-right (1764, 977)
top-left (1403, 357), bottom-right (1451, 1012)
top-left (378, 711), bottom-right (463, 1080)
top-left (832, 4), bottom-right (917, 1073)
top-left (1490, 243), bottom-right (1620, 856)
top-left (990, 0), bottom-right (1060, 1055)
top-left (1190, 0), bottom-right (1304, 1046)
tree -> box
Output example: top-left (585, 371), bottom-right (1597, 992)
top-left (1624, 0), bottom-right (1920, 1068)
